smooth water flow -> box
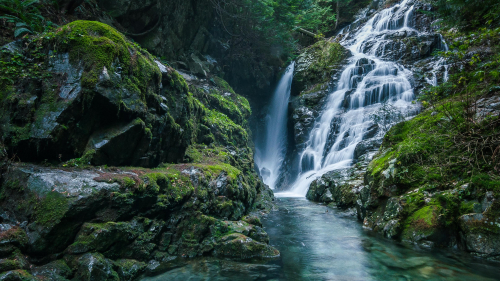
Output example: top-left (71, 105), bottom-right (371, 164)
top-left (143, 199), bottom-right (500, 281)
top-left (255, 63), bottom-right (295, 189)
top-left (279, 0), bottom-right (419, 197)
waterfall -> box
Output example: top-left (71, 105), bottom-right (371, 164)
top-left (426, 35), bottom-right (450, 86)
top-left (255, 63), bottom-right (294, 189)
top-left (278, 0), bottom-right (421, 197)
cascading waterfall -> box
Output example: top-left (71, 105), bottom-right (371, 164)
top-left (279, 0), bottom-right (421, 197)
top-left (426, 35), bottom-right (450, 86)
top-left (255, 63), bottom-right (295, 189)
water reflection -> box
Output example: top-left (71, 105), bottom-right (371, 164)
top-left (143, 198), bottom-right (500, 281)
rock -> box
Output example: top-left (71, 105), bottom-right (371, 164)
top-left (113, 259), bottom-right (147, 281)
top-left (0, 270), bottom-right (36, 281)
top-left (459, 212), bottom-right (500, 260)
top-left (307, 175), bottom-right (334, 202)
top-left (353, 137), bottom-right (383, 162)
top-left (291, 40), bottom-right (350, 96)
top-left (402, 205), bottom-right (445, 246)
top-left (0, 225), bottom-right (28, 256)
top-left (72, 253), bottom-right (119, 281)
top-left (260, 167), bottom-right (271, 182)
top-left (1, 166), bottom-right (121, 255)
top-left (213, 233), bottom-right (279, 259)
top-left (1, 21), bottom-right (231, 168)
top-left (0, 251), bottom-right (29, 272)
top-left (65, 221), bottom-right (144, 255)
top-left (87, 119), bottom-right (151, 166)
top-left (31, 260), bottom-right (72, 281)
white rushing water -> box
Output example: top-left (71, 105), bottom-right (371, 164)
top-left (278, 0), bottom-right (421, 197)
top-left (255, 63), bottom-right (295, 189)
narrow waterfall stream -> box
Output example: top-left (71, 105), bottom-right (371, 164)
top-left (278, 0), bottom-right (420, 197)
top-left (255, 63), bottom-right (295, 189)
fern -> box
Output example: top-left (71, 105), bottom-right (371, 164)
top-left (0, 0), bottom-right (51, 37)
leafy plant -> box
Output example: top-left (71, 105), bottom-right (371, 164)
top-left (0, 0), bottom-right (50, 37)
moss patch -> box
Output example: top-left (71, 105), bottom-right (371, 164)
top-left (35, 191), bottom-right (69, 226)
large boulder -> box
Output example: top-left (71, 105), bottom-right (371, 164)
top-left (459, 200), bottom-right (500, 260)
top-left (0, 21), bottom-right (253, 169)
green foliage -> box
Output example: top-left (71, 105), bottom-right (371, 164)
top-left (212, 0), bottom-right (352, 69)
top-left (0, 0), bottom-right (54, 37)
top-left (430, 0), bottom-right (500, 30)
top-left (62, 149), bottom-right (96, 167)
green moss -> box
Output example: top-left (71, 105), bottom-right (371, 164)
top-left (213, 76), bottom-right (235, 95)
top-left (142, 171), bottom-right (194, 207)
top-left (49, 21), bottom-right (160, 98)
top-left (294, 41), bottom-right (348, 94)
top-left (195, 163), bottom-right (242, 180)
top-left (368, 149), bottom-right (396, 176)
top-left (204, 109), bottom-right (248, 146)
top-left (63, 149), bottom-right (95, 167)
top-left (35, 191), bottom-right (69, 226)
top-left (404, 205), bottom-right (441, 234)
top-left (168, 70), bottom-right (189, 93)
top-left (122, 177), bottom-right (136, 189)
top-left (460, 201), bottom-right (476, 214)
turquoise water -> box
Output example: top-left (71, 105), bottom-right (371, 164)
top-left (143, 198), bottom-right (500, 280)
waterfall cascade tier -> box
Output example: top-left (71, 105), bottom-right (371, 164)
top-left (255, 63), bottom-right (295, 189)
top-left (279, 0), bottom-right (445, 197)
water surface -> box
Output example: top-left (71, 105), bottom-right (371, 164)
top-left (144, 198), bottom-right (500, 280)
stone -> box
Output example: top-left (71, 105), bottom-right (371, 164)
top-left (0, 270), bottom-right (36, 281)
top-left (213, 233), bottom-right (279, 259)
top-left (72, 253), bottom-right (119, 281)
top-left (31, 260), bottom-right (72, 281)
top-left (113, 259), bottom-right (147, 281)
top-left (459, 213), bottom-right (500, 259)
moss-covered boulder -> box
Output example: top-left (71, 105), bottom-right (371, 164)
top-left (291, 40), bottom-right (350, 97)
top-left (213, 233), bottom-right (279, 259)
top-left (0, 19), bottom-right (276, 279)
top-left (0, 161), bottom-right (276, 278)
top-left (459, 201), bottom-right (500, 260)
top-left (31, 260), bottom-right (72, 281)
top-left (0, 21), bottom-right (253, 169)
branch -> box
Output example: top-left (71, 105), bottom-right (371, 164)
top-left (296, 27), bottom-right (317, 38)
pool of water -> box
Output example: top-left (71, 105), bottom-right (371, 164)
top-left (143, 198), bottom-right (500, 280)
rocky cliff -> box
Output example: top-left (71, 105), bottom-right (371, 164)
top-left (0, 21), bottom-right (277, 280)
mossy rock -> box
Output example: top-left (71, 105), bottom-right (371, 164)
top-left (0, 270), bottom-right (36, 281)
top-left (291, 40), bottom-right (350, 96)
top-left (71, 252), bottom-right (119, 281)
top-left (213, 233), bottom-right (279, 259)
top-left (113, 259), bottom-right (147, 281)
top-left (402, 205), bottom-right (444, 245)
top-left (31, 260), bottom-right (72, 281)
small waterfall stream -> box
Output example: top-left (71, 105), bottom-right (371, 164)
top-left (279, 0), bottom-right (421, 197)
top-left (255, 63), bottom-right (295, 189)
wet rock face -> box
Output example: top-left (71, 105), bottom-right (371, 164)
top-left (306, 162), bottom-right (369, 211)
top-left (0, 164), bottom-right (277, 279)
top-left (1, 21), bottom-right (253, 169)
